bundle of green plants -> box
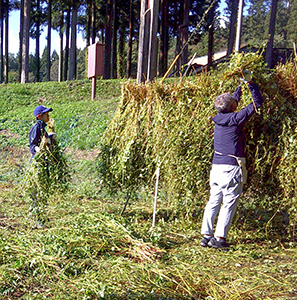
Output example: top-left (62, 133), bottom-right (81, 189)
top-left (24, 120), bottom-right (71, 224)
top-left (275, 60), bottom-right (297, 100)
top-left (97, 52), bottom-right (297, 235)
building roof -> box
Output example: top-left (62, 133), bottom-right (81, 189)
top-left (188, 51), bottom-right (227, 66)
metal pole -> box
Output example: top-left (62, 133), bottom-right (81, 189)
top-left (121, 192), bottom-right (131, 215)
top-left (182, 52), bottom-right (196, 79)
top-left (152, 167), bottom-right (160, 228)
top-left (235, 0), bottom-right (244, 52)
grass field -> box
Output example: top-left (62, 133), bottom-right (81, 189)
top-left (0, 79), bottom-right (296, 299)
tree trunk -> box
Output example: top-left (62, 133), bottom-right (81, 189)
top-left (69, 1), bottom-right (77, 80)
top-left (265, 0), bottom-right (278, 68)
top-left (85, 0), bottom-right (91, 46)
top-left (47, 0), bottom-right (52, 81)
top-left (180, 0), bottom-right (190, 67)
top-left (159, 0), bottom-right (168, 77)
top-left (126, 0), bottom-right (133, 78)
top-left (176, 2), bottom-right (183, 72)
top-left (118, 16), bottom-right (125, 78)
top-left (91, 0), bottom-right (96, 44)
top-left (59, 10), bottom-right (64, 82)
top-left (4, 0), bottom-right (8, 83)
top-left (0, 0), bottom-right (4, 83)
top-left (64, 6), bottom-right (70, 81)
top-left (227, 0), bottom-right (239, 56)
top-left (36, 0), bottom-right (40, 82)
top-left (207, 0), bottom-right (216, 71)
top-left (112, 0), bottom-right (117, 79)
top-left (103, 0), bottom-right (113, 79)
top-left (21, 0), bottom-right (30, 84)
top-left (19, 0), bottom-right (24, 82)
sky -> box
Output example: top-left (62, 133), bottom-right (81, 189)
top-left (7, 2), bottom-right (228, 57)
top-left (7, 10), bottom-right (86, 56)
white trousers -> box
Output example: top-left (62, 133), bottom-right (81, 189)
top-left (201, 163), bottom-right (245, 239)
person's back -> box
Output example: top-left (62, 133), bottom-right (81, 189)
top-left (200, 76), bottom-right (264, 250)
top-left (212, 82), bottom-right (264, 166)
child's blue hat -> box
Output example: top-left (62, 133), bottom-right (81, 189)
top-left (34, 105), bottom-right (53, 117)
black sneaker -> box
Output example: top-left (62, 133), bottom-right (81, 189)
top-left (200, 236), bottom-right (212, 247)
top-left (207, 237), bottom-right (229, 249)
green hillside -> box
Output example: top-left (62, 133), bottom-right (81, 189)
top-left (0, 79), bottom-right (121, 149)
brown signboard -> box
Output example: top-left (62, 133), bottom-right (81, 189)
top-left (87, 43), bottom-right (104, 78)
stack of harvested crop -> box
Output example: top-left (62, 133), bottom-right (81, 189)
top-left (98, 52), bottom-right (297, 232)
top-left (25, 119), bottom-right (70, 224)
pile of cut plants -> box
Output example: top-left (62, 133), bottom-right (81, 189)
top-left (98, 52), bottom-right (297, 237)
top-left (23, 119), bottom-right (71, 225)
top-left (1, 72), bottom-right (297, 300)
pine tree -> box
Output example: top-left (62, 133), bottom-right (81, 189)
top-left (286, 0), bottom-right (297, 45)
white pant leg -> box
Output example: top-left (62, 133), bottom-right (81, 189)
top-left (201, 167), bottom-right (223, 236)
top-left (214, 170), bottom-right (243, 238)
top-left (201, 164), bottom-right (243, 238)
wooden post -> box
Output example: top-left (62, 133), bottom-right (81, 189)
top-left (235, 0), bottom-right (243, 52)
top-left (137, 0), bottom-right (160, 83)
top-left (137, 0), bottom-right (149, 83)
top-left (87, 43), bottom-right (104, 100)
top-left (147, 0), bottom-right (159, 82)
top-left (92, 77), bottom-right (96, 101)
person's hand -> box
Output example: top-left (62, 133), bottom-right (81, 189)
top-left (48, 132), bottom-right (56, 140)
top-left (34, 146), bottom-right (40, 153)
top-left (240, 70), bottom-right (252, 84)
top-left (48, 132), bottom-right (56, 145)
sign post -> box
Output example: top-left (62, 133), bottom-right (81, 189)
top-left (87, 43), bottom-right (104, 100)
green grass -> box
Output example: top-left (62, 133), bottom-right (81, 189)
top-left (0, 78), bottom-right (297, 299)
top-left (0, 79), bottom-right (122, 119)
top-left (0, 181), bottom-right (296, 299)
top-left (0, 79), bottom-right (122, 149)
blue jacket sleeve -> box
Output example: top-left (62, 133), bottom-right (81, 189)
top-left (248, 82), bottom-right (264, 108)
top-left (29, 124), bottom-right (41, 155)
top-left (232, 85), bottom-right (242, 103)
top-left (232, 83), bottom-right (264, 125)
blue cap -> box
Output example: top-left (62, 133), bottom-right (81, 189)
top-left (34, 105), bottom-right (53, 117)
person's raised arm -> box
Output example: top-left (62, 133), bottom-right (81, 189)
top-left (248, 82), bottom-right (264, 108)
top-left (232, 85), bottom-right (242, 103)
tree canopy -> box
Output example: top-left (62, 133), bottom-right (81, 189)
top-left (0, 0), bottom-right (295, 83)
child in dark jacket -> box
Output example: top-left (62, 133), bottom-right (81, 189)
top-left (200, 78), bottom-right (264, 249)
top-left (29, 105), bottom-right (53, 158)
top-left (28, 105), bottom-right (53, 228)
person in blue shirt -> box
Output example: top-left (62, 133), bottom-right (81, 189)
top-left (200, 75), bottom-right (264, 249)
top-left (29, 105), bottom-right (53, 158)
